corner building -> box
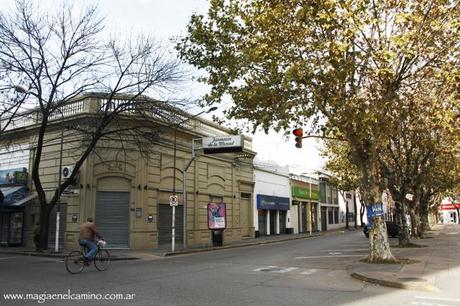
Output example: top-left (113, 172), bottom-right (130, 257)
top-left (1, 94), bottom-right (256, 250)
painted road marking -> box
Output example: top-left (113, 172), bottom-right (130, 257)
top-left (295, 255), bottom-right (364, 259)
top-left (414, 296), bottom-right (460, 303)
top-left (300, 269), bottom-right (317, 275)
top-left (321, 248), bottom-right (368, 252)
top-left (253, 266), bottom-right (299, 273)
top-left (411, 302), bottom-right (450, 306)
top-left (272, 267), bottom-right (299, 273)
top-left (0, 257), bottom-right (18, 260)
top-left (254, 266), bottom-right (317, 275)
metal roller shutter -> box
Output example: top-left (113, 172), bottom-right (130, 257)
top-left (158, 204), bottom-right (183, 246)
top-left (95, 191), bottom-right (129, 248)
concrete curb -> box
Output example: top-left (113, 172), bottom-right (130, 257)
top-left (0, 229), bottom-right (346, 259)
top-left (0, 250), bottom-right (140, 261)
top-left (351, 272), bottom-right (438, 292)
top-left (161, 232), bottom-right (328, 256)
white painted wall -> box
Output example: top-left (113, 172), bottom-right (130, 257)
top-left (440, 197), bottom-right (459, 224)
top-left (253, 161), bottom-right (291, 232)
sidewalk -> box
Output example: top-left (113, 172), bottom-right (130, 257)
top-left (351, 223), bottom-right (460, 292)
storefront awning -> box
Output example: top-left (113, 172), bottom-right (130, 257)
top-left (257, 194), bottom-right (290, 210)
top-left (1, 186), bottom-right (36, 207)
top-left (1, 186), bottom-right (24, 196)
top-left (5, 193), bottom-right (37, 207)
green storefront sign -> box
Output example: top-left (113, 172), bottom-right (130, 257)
top-left (291, 186), bottom-right (319, 201)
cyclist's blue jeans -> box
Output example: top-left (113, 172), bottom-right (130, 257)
top-left (79, 240), bottom-right (97, 260)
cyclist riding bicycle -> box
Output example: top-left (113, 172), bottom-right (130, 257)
top-left (79, 218), bottom-right (104, 264)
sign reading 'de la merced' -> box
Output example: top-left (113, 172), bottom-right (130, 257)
top-left (202, 135), bottom-right (244, 154)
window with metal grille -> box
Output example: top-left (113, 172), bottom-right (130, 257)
top-left (328, 208), bottom-right (333, 224)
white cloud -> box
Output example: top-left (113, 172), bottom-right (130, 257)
top-left (0, 0), bottom-right (326, 170)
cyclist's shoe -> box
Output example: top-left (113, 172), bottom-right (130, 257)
top-left (78, 256), bottom-right (91, 266)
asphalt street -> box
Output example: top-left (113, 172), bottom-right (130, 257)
top-left (1, 230), bottom-right (459, 306)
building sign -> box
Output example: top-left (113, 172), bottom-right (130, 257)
top-left (367, 203), bottom-right (384, 219)
top-left (202, 135), bottom-right (244, 154)
top-left (256, 195), bottom-right (289, 210)
top-left (207, 203), bottom-right (226, 229)
top-left (0, 168), bottom-right (28, 185)
top-left (291, 186), bottom-right (319, 201)
top-left (441, 203), bottom-right (460, 210)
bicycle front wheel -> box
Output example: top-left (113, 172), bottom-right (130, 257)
top-left (65, 250), bottom-right (85, 274)
top-left (94, 249), bottom-right (110, 271)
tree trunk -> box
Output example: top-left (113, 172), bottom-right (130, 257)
top-left (409, 208), bottom-right (418, 239)
top-left (353, 192), bottom-right (358, 229)
top-left (419, 200), bottom-right (429, 236)
top-left (358, 158), bottom-right (394, 262)
top-left (38, 205), bottom-right (53, 250)
top-left (395, 201), bottom-right (410, 247)
top-left (420, 212), bottom-right (430, 235)
top-left (345, 196), bottom-right (349, 230)
top-left (456, 207), bottom-right (460, 224)
top-left (368, 217), bottom-right (394, 262)
top-left (360, 200), bottom-right (366, 227)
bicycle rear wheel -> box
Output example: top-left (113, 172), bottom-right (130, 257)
top-left (94, 249), bottom-right (110, 271)
top-left (65, 250), bottom-right (85, 274)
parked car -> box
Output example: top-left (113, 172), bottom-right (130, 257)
top-left (363, 221), bottom-right (398, 238)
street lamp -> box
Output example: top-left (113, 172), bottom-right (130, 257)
top-left (171, 106), bottom-right (217, 252)
top-left (15, 85), bottom-right (64, 252)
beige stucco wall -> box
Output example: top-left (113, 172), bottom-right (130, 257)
top-left (16, 119), bottom-right (255, 250)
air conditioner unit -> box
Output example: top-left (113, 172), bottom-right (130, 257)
top-left (61, 166), bottom-right (74, 180)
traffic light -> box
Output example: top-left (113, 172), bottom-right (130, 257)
top-left (292, 128), bottom-right (303, 148)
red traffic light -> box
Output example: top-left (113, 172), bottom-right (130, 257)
top-left (293, 128), bottom-right (303, 148)
top-left (292, 128), bottom-right (303, 137)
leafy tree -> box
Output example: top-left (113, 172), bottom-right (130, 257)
top-left (177, 0), bottom-right (460, 262)
top-left (322, 139), bottom-right (361, 229)
top-left (0, 1), bottom-right (187, 249)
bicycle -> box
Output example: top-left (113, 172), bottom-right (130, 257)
top-left (65, 240), bottom-right (110, 274)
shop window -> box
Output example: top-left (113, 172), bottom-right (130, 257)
top-left (334, 208), bottom-right (339, 224)
top-left (328, 208), bottom-right (333, 224)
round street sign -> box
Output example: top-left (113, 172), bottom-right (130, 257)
top-left (169, 195), bottom-right (178, 206)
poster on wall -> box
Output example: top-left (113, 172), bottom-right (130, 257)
top-left (0, 168), bottom-right (28, 185)
top-left (207, 203), bottom-right (226, 230)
